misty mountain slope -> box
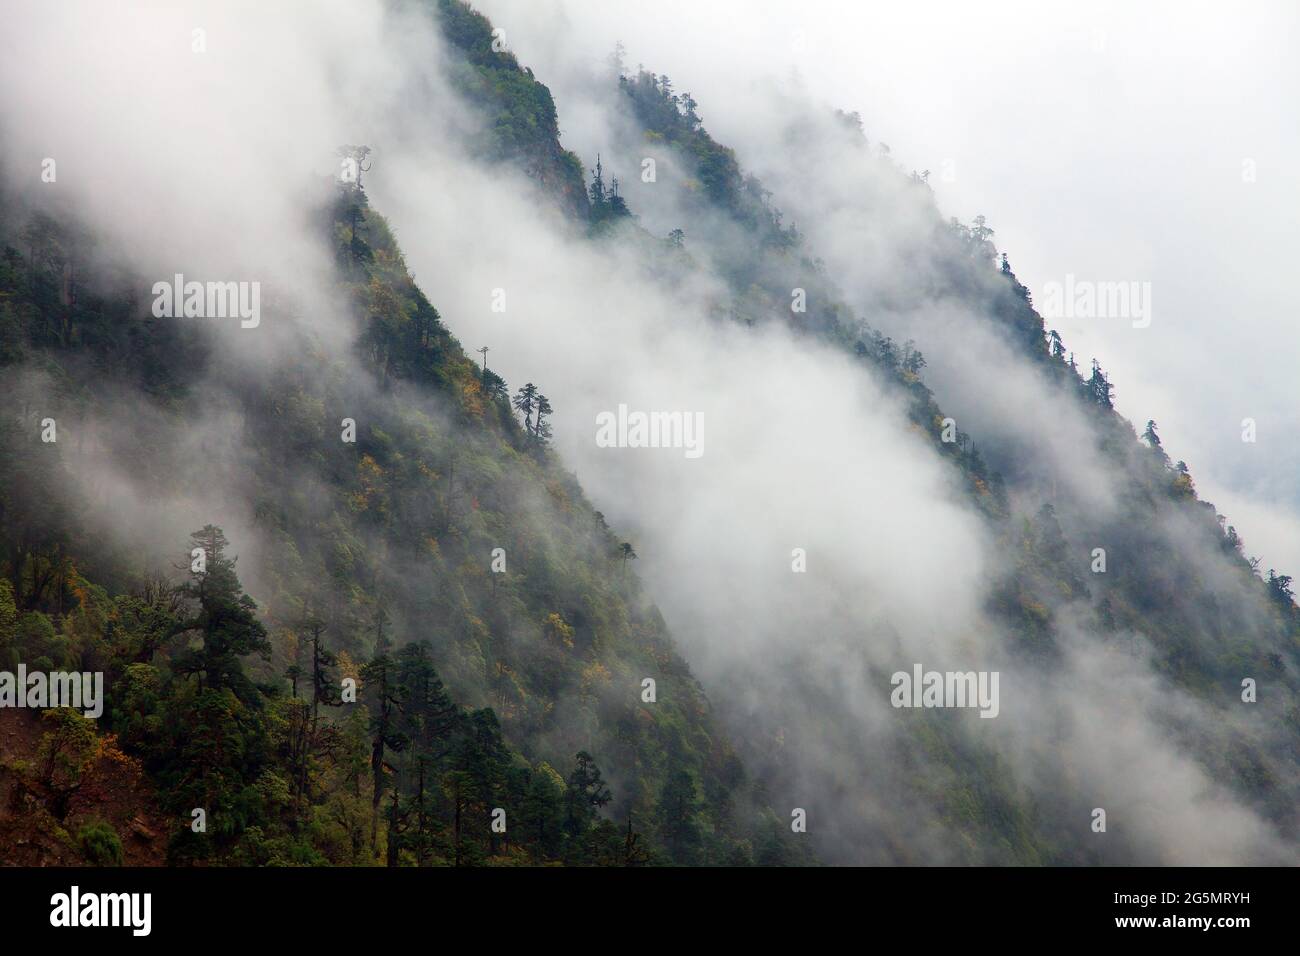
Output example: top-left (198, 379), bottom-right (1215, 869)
top-left (431, 0), bottom-right (590, 220)
top-left (672, 84), bottom-right (1300, 688)
top-left (0, 172), bottom-right (807, 864)
top-left (383, 4), bottom-right (1299, 863)
top-left (357, 6), bottom-right (1062, 862)
top-left (601, 61), bottom-right (1300, 860)
top-left (1, 0), bottom-right (1293, 868)
top-left (612, 69), bottom-right (1010, 509)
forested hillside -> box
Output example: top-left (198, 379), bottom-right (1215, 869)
top-left (399, 0), bottom-right (1299, 862)
top-left (0, 0), bottom-right (1294, 869)
top-left (579, 56), bottom-right (1300, 861)
top-left (0, 37), bottom-right (805, 861)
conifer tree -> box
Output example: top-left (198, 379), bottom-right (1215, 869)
top-left (512, 382), bottom-right (539, 435)
top-left (179, 525), bottom-right (270, 695)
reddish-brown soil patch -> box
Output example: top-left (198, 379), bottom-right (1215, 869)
top-left (0, 708), bottom-right (172, 866)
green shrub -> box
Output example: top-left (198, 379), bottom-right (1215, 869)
top-left (77, 820), bottom-right (124, 866)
